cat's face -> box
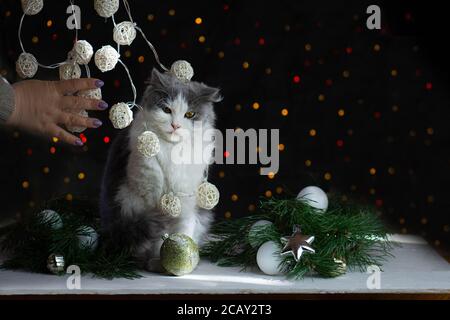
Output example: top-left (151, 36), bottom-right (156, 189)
top-left (141, 69), bottom-right (221, 142)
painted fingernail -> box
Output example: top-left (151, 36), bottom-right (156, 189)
top-left (75, 139), bottom-right (84, 146)
top-left (93, 119), bottom-right (103, 128)
top-left (98, 101), bottom-right (108, 110)
top-left (95, 80), bottom-right (104, 88)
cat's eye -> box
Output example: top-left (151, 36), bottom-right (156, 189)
top-left (185, 111), bottom-right (196, 119)
top-left (163, 106), bottom-right (172, 114)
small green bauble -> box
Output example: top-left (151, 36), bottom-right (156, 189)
top-left (160, 233), bottom-right (199, 276)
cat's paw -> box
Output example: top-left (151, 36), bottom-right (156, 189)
top-left (145, 258), bottom-right (165, 273)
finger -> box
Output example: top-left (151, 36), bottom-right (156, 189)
top-left (56, 78), bottom-right (104, 95)
top-left (58, 111), bottom-right (103, 129)
top-left (49, 125), bottom-right (84, 146)
top-left (61, 96), bottom-right (109, 111)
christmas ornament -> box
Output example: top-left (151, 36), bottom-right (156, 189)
top-left (256, 241), bottom-right (283, 275)
top-left (160, 192), bottom-right (182, 217)
top-left (170, 60), bottom-right (194, 82)
top-left (95, 45), bottom-right (120, 72)
top-left (113, 21), bottom-right (137, 46)
top-left (39, 209), bottom-right (63, 229)
top-left (59, 62), bottom-right (81, 80)
top-left (297, 186), bottom-right (329, 212)
top-left (109, 102), bottom-right (133, 129)
top-left (73, 40), bottom-right (94, 65)
top-left (137, 131), bottom-right (160, 158)
top-left (160, 233), bottom-right (199, 276)
top-left (280, 225), bottom-right (315, 262)
top-left (77, 88), bottom-right (102, 100)
top-left (47, 254), bottom-right (65, 274)
top-left (77, 226), bottom-right (99, 251)
top-left (67, 110), bottom-right (88, 133)
top-left (248, 220), bottom-right (273, 248)
top-left (196, 182), bottom-right (220, 210)
top-left (16, 52), bottom-right (38, 79)
top-left (21, 0), bottom-right (43, 16)
top-left (94, 0), bottom-right (119, 18)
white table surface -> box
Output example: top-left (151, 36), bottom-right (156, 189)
top-left (0, 235), bottom-right (449, 295)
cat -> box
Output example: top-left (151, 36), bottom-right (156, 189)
top-left (99, 68), bottom-right (222, 271)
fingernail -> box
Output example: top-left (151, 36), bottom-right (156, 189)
top-left (95, 80), bottom-right (104, 88)
top-left (98, 101), bottom-right (108, 110)
top-left (93, 119), bottom-right (103, 128)
top-left (75, 139), bottom-right (84, 146)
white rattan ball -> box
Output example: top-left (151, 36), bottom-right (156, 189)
top-left (16, 52), bottom-right (38, 79)
top-left (113, 21), bottom-right (136, 46)
top-left (109, 102), bottom-right (133, 129)
top-left (170, 60), bottom-right (194, 82)
top-left (67, 110), bottom-right (88, 133)
top-left (21, 0), bottom-right (43, 16)
top-left (94, 0), bottom-right (119, 18)
top-left (73, 40), bottom-right (93, 65)
top-left (77, 88), bottom-right (102, 100)
top-left (137, 131), bottom-right (160, 158)
top-left (160, 193), bottom-right (182, 217)
top-left (196, 182), bottom-right (220, 210)
top-left (95, 45), bottom-right (120, 72)
top-left (59, 63), bottom-right (81, 80)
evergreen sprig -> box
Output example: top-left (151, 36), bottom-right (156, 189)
top-left (201, 197), bottom-right (394, 278)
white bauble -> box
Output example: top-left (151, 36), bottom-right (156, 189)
top-left (297, 186), bottom-right (329, 212)
top-left (94, 0), bottom-right (119, 18)
top-left (16, 53), bottom-right (38, 79)
top-left (170, 60), bottom-right (194, 82)
top-left (160, 193), bottom-right (182, 217)
top-left (196, 182), bottom-right (220, 210)
top-left (109, 102), bottom-right (133, 129)
top-left (67, 110), bottom-right (88, 133)
top-left (113, 21), bottom-right (136, 46)
top-left (95, 45), bottom-right (120, 72)
top-left (21, 0), bottom-right (43, 15)
top-left (77, 88), bottom-right (102, 100)
top-left (137, 131), bottom-right (160, 158)
top-left (39, 209), bottom-right (63, 230)
top-left (77, 226), bottom-right (99, 251)
top-left (256, 241), bottom-right (283, 276)
top-left (248, 220), bottom-right (273, 248)
top-left (73, 40), bottom-right (94, 65)
top-left (59, 63), bottom-right (81, 80)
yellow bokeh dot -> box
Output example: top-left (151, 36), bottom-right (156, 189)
top-left (46, 20), bottom-right (53, 27)
top-left (243, 61), bottom-right (250, 69)
top-left (391, 69), bottom-right (398, 77)
top-left (374, 44), bottom-right (381, 51)
top-left (401, 227), bottom-right (407, 234)
top-left (342, 195), bottom-right (348, 202)
top-left (276, 187), bottom-right (283, 194)
top-left (29, 201), bottom-right (35, 208)
top-left (235, 104), bottom-right (242, 111)
top-left (399, 217), bottom-right (406, 224)
top-left (22, 181), bottom-right (30, 189)
top-left (218, 51), bottom-right (225, 59)
top-left (426, 127), bottom-right (434, 135)
top-left (265, 190), bottom-right (273, 198)
top-left (305, 43), bottom-right (312, 51)
top-left (219, 171), bottom-right (225, 178)
top-left (195, 17), bottom-right (203, 25)
top-left (5, 11), bottom-right (11, 17)
top-left (224, 211), bottom-right (232, 219)
top-left (124, 50), bottom-right (132, 58)
top-left (427, 195), bottom-right (434, 203)
top-left (369, 188), bottom-right (376, 195)
top-left (338, 109), bottom-right (345, 117)
top-left (64, 177), bottom-right (70, 184)
top-left (138, 55), bottom-right (145, 63)
top-left (434, 240), bottom-right (440, 246)
top-left (318, 94), bottom-right (325, 102)
top-left (268, 172), bottom-right (275, 179)
top-left (198, 35), bottom-right (206, 43)
top-left (443, 225), bottom-right (450, 232)
top-left (85, 23), bottom-right (92, 31)
top-left (369, 167), bottom-right (376, 175)
top-left (309, 129), bottom-right (317, 137)
top-left (168, 9), bottom-right (176, 16)
top-left (78, 172), bottom-right (86, 180)
top-left (147, 14), bottom-right (155, 21)
top-left (52, 137), bottom-right (59, 143)
top-left (392, 105), bottom-right (399, 112)
top-left (231, 194), bottom-right (238, 202)
top-left (43, 167), bottom-right (50, 174)
top-left (343, 70), bottom-right (350, 78)
top-left (32, 36), bottom-right (39, 44)
top-left (388, 167), bottom-right (396, 175)
top-left (421, 217), bottom-right (428, 225)
top-left (248, 204), bottom-right (256, 212)
top-left (324, 172), bottom-right (332, 181)
top-left (305, 159), bottom-right (312, 167)
top-left (265, 68), bottom-right (272, 75)
top-left (66, 193), bottom-right (73, 201)
top-left (278, 143), bottom-right (285, 151)
top-left (281, 108), bottom-right (288, 116)
top-left (13, 131), bottom-right (20, 138)
top-left (252, 102), bottom-right (260, 110)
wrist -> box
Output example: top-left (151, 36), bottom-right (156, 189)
top-left (0, 76), bottom-right (15, 124)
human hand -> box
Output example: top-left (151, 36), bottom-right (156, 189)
top-left (7, 78), bottom-right (108, 146)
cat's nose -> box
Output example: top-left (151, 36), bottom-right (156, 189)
top-left (171, 123), bottom-right (181, 130)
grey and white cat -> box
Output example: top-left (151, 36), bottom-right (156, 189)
top-left (100, 68), bottom-right (222, 271)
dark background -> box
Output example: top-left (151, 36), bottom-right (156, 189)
top-left (0, 0), bottom-right (449, 254)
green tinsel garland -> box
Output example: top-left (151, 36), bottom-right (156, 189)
top-left (201, 197), bottom-right (394, 278)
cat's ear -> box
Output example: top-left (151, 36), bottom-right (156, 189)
top-left (198, 84), bottom-right (223, 103)
top-left (148, 68), bottom-right (168, 88)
